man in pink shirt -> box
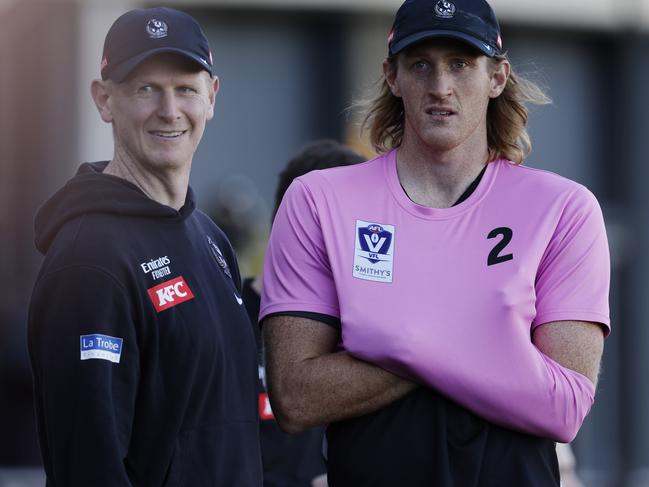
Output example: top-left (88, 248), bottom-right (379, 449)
top-left (260, 0), bottom-right (609, 485)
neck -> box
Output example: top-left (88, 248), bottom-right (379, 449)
top-left (103, 147), bottom-right (191, 210)
top-left (396, 132), bottom-right (490, 209)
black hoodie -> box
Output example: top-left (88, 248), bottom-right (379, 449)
top-left (28, 162), bottom-right (262, 487)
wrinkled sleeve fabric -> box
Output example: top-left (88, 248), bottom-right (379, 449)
top-left (28, 266), bottom-right (139, 486)
top-left (260, 179), bottom-right (340, 321)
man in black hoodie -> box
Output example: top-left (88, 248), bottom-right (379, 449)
top-left (28, 7), bottom-right (262, 487)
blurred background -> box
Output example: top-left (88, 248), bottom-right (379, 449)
top-left (1, 0), bottom-right (648, 485)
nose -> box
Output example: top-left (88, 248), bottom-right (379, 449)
top-left (157, 89), bottom-right (181, 121)
top-left (428, 69), bottom-right (453, 99)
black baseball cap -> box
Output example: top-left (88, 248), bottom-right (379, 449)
top-left (388, 0), bottom-right (503, 57)
top-left (101, 7), bottom-right (213, 82)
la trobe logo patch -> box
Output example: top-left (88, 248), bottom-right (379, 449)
top-left (353, 220), bottom-right (395, 283)
top-left (80, 334), bottom-right (123, 364)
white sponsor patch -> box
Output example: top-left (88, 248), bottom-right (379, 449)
top-left (80, 334), bottom-right (123, 364)
top-left (140, 255), bottom-right (172, 281)
top-left (353, 220), bottom-right (395, 283)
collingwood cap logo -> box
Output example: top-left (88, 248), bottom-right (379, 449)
top-left (434, 0), bottom-right (456, 19)
top-left (101, 8), bottom-right (213, 82)
top-left (146, 18), bottom-right (168, 39)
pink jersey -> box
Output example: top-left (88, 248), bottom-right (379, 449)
top-left (260, 149), bottom-right (610, 442)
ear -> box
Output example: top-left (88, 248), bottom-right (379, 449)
top-left (489, 59), bottom-right (510, 99)
top-left (205, 76), bottom-right (219, 121)
top-left (383, 58), bottom-right (401, 98)
top-left (90, 79), bottom-right (114, 123)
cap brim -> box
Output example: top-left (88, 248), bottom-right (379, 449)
top-left (103, 47), bottom-right (212, 82)
top-left (390, 30), bottom-right (499, 57)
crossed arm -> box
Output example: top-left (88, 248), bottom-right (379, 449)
top-left (262, 315), bottom-right (416, 433)
top-left (263, 314), bottom-right (604, 441)
top-left (532, 320), bottom-right (604, 386)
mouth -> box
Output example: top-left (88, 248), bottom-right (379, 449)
top-left (149, 130), bottom-right (188, 139)
top-left (425, 108), bottom-right (455, 118)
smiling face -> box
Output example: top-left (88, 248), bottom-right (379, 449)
top-left (384, 38), bottom-right (509, 157)
top-left (94, 53), bottom-right (217, 174)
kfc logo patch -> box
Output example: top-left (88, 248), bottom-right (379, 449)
top-left (147, 276), bottom-right (194, 312)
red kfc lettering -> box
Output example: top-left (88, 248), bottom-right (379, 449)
top-left (147, 276), bottom-right (195, 312)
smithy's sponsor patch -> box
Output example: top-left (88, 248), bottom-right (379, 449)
top-left (80, 334), bottom-right (123, 363)
top-left (353, 220), bottom-right (395, 283)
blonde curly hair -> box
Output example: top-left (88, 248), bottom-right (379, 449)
top-left (358, 54), bottom-right (550, 164)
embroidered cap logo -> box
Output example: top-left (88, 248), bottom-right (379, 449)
top-left (146, 18), bottom-right (168, 39)
top-left (206, 236), bottom-right (232, 279)
top-left (434, 0), bottom-right (456, 18)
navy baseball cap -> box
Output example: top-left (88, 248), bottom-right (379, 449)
top-left (388, 0), bottom-right (503, 57)
top-left (101, 7), bottom-right (213, 82)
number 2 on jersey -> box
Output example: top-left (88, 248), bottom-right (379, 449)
top-left (487, 227), bottom-right (514, 266)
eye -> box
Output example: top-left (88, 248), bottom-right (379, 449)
top-left (450, 59), bottom-right (469, 70)
top-left (178, 86), bottom-right (198, 94)
top-left (136, 84), bottom-right (155, 95)
top-left (412, 60), bottom-right (431, 73)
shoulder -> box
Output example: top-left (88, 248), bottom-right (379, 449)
top-left (38, 213), bottom-right (139, 283)
top-left (192, 209), bottom-right (241, 280)
top-left (495, 160), bottom-right (600, 207)
top-left (284, 154), bottom-right (386, 209)
top-left (193, 210), bottom-right (235, 254)
top-left (296, 154), bottom-right (384, 190)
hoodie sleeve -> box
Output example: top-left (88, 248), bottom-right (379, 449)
top-left (28, 265), bottom-right (139, 486)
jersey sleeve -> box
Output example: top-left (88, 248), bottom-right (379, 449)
top-left (28, 266), bottom-right (138, 486)
top-left (534, 185), bottom-right (611, 332)
top-left (260, 179), bottom-right (340, 321)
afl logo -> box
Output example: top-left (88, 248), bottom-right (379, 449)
top-left (146, 19), bottom-right (168, 39)
top-left (434, 0), bottom-right (456, 19)
top-left (358, 224), bottom-right (392, 264)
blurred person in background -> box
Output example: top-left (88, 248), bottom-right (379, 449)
top-left (244, 140), bottom-right (365, 487)
top-left (27, 7), bottom-right (261, 486)
top-left (260, 0), bottom-right (609, 486)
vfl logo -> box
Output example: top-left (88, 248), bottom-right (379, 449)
top-left (434, 0), bottom-right (456, 18)
top-left (353, 220), bottom-right (395, 283)
top-left (146, 19), bottom-right (168, 39)
top-left (358, 225), bottom-right (392, 264)
top-left (147, 276), bottom-right (195, 312)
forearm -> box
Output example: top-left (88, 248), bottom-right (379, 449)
top-left (345, 321), bottom-right (602, 442)
top-left (263, 316), bottom-right (416, 433)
